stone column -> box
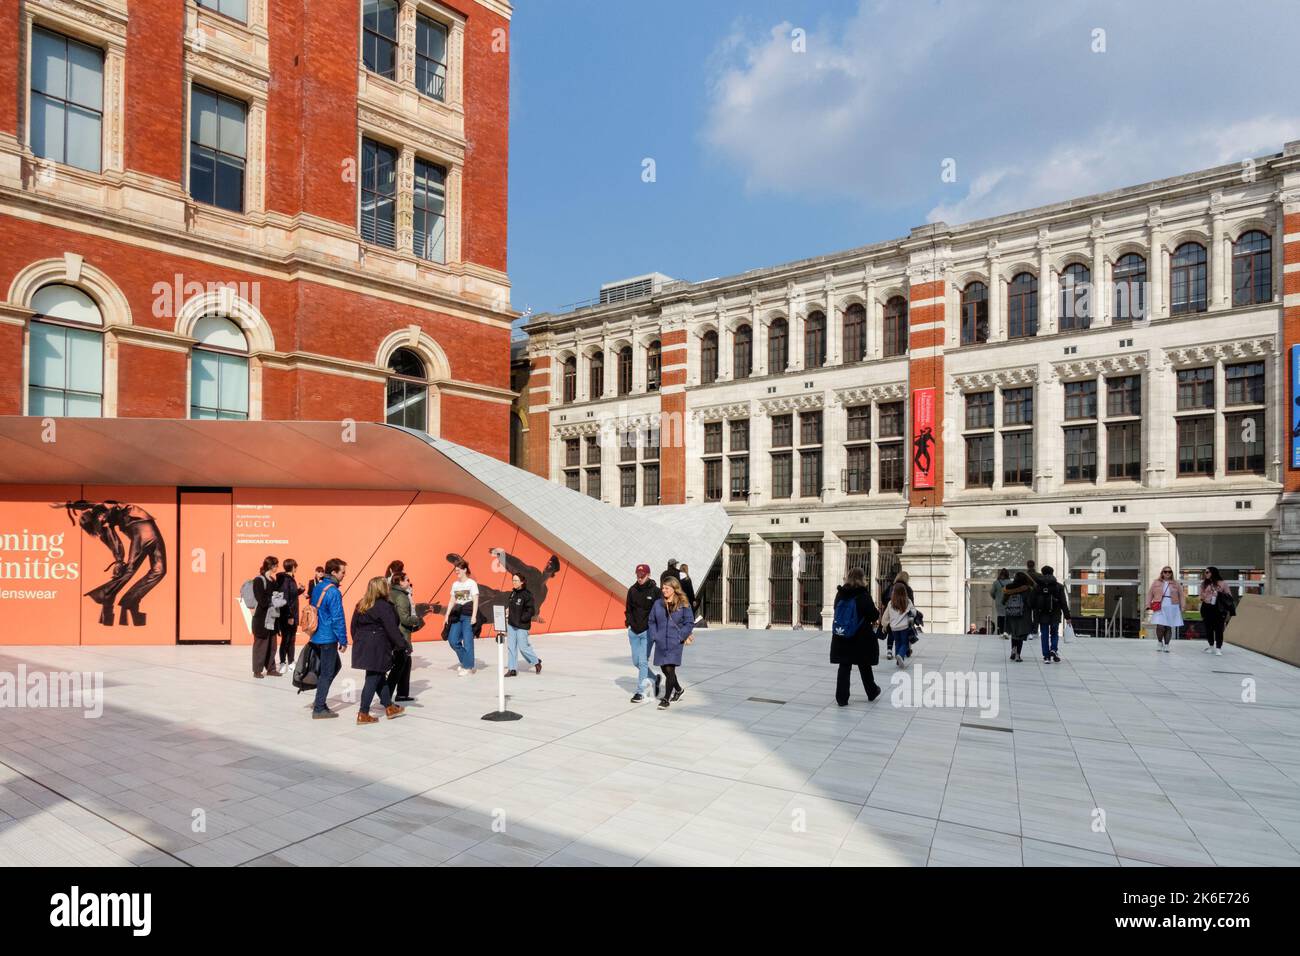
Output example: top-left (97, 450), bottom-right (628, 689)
top-left (864, 281), bottom-right (877, 359)
top-left (1213, 356), bottom-right (1227, 481)
top-left (1144, 354), bottom-right (1174, 489)
top-left (1210, 200), bottom-right (1227, 310)
top-left (989, 260), bottom-right (1005, 342)
top-left (1038, 236), bottom-right (1054, 335)
top-left (396, 145), bottom-right (416, 254)
top-left (752, 404), bottom-right (770, 506)
top-left (823, 396), bottom-right (844, 504)
top-left (753, 312), bottom-right (768, 377)
top-left (748, 534), bottom-right (770, 628)
top-left (826, 278), bottom-right (841, 367)
top-left (1035, 364), bottom-right (1060, 494)
top-left (1148, 213), bottom-right (1165, 319)
top-left (1091, 228), bottom-right (1107, 327)
top-left (822, 532), bottom-right (844, 630)
top-left (398, 0), bottom-right (418, 86)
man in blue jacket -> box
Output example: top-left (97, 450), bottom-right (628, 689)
top-left (310, 558), bottom-right (348, 719)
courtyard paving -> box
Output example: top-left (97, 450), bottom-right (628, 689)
top-left (0, 628), bottom-right (1297, 866)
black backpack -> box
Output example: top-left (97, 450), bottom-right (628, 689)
top-left (292, 643), bottom-right (322, 693)
top-left (1032, 581), bottom-right (1057, 614)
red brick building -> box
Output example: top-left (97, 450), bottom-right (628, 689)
top-left (0, 0), bottom-right (514, 459)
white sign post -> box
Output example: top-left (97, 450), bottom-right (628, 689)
top-left (481, 604), bottom-right (522, 722)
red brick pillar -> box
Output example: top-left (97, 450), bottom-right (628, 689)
top-left (526, 357), bottom-right (551, 479)
top-left (658, 329), bottom-right (688, 504)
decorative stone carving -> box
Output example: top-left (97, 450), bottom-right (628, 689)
top-left (1051, 353), bottom-right (1148, 381)
top-left (691, 401), bottom-right (752, 423)
top-left (951, 366), bottom-right (1040, 391)
top-left (1163, 338), bottom-right (1275, 367)
top-left (758, 393), bottom-right (825, 415)
top-left (832, 382), bottom-right (907, 406)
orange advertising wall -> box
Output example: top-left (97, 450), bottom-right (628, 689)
top-left (0, 485), bottom-right (622, 645)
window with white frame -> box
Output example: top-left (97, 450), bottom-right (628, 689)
top-left (189, 86), bottom-right (247, 213)
top-left (385, 347), bottom-right (428, 430)
top-left (190, 316), bottom-right (249, 420)
top-left (1105, 375), bottom-right (1141, 481)
top-left (30, 27), bottom-right (103, 173)
top-left (413, 159), bottom-right (447, 262)
top-left (27, 284), bottom-right (104, 417)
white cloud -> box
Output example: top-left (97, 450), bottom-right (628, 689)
top-left (702, 0), bottom-right (1300, 225)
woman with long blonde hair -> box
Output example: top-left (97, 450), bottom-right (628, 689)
top-left (349, 576), bottom-right (407, 724)
top-left (649, 576), bottom-right (694, 710)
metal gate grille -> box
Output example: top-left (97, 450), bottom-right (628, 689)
top-left (844, 538), bottom-right (871, 579)
top-left (799, 541), bottom-right (823, 626)
top-left (769, 541), bottom-right (793, 625)
top-left (700, 553), bottom-right (723, 624)
top-left (726, 541), bottom-right (749, 625)
top-left (876, 538), bottom-right (903, 604)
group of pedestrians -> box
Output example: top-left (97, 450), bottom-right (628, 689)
top-left (988, 561), bottom-right (1071, 663)
top-left (825, 566), bottom-right (923, 706)
top-left (1145, 564), bottom-right (1237, 655)
top-left (624, 561), bottom-right (695, 709)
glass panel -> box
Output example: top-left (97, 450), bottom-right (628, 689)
top-left (215, 152), bottom-right (245, 212)
top-left (1176, 531), bottom-right (1266, 603)
top-left (65, 327), bottom-right (103, 394)
top-left (32, 284), bottom-right (101, 325)
top-left (191, 352), bottom-right (220, 411)
top-left (66, 39), bottom-right (103, 111)
top-left (31, 94), bottom-right (65, 164)
top-left (64, 104), bottom-right (101, 172)
top-left (192, 88), bottom-right (218, 148)
top-left (28, 387), bottom-right (64, 416)
top-left (193, 315), bottom-right (247, 350)
top-left (31, 29), bottom-right (67, 98)
top-left (29, 323), bottom-right (66, 389)
top-left (218, 353), bottom-right (249, 415)
top-left (190, 144), bottom-right (215, 203)
top-left (64, 390), bottom-right (102, 417)
top-left (217, 96), bottom-right (247, 158)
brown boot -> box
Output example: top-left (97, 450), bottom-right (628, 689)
top-left (356, 712), bottom-right (379, 725)
top-left (385, 704), bottom-right (406, 720)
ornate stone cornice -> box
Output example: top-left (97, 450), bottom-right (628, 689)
top-left (1163, 337), bottom-right (1275, 368)
top-left (1052, 353), bottom-right (1148, 381)
top-left (951, 366), bottom-right (1040, 391)
top-left (758, 393), bottom-right (825, 415)
top-left (554, 421), bottom-right (602, 439)
top-left (832, 382), bottom-right (907, 406)
top-left (690, 401), bottom-right (751, 423)
top-left (357, 103), bottom-right (467, 164)
top-left (32, 0), bottom-right (128, 39)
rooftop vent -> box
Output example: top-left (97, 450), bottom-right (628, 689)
top-left (598, 272), bottom-right (675, 305)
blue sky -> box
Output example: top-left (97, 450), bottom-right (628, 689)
top-left (507, 0), bottom-right (1300, 325)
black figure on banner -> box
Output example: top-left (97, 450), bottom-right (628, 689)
top-left (57, 500), bottom-right (167, 626)
top-left (912, 426), bottom-right (934, 482)
top-left (424, 547), bottom-right (561, 634)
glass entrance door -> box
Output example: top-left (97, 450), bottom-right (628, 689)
top-left (965, 535), bottom-right (1035, 634)
top-left (1063, 533), bottom-right (1142, 638)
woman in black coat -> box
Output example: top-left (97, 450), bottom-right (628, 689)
top-left (831, 567), bottom-right (881, 706)
top-left (350, 577), bottom-right (407, 724)
top-left (274, 558), bottom-right (305, 669)
top-left (251, 556), bottom-right (282, 678)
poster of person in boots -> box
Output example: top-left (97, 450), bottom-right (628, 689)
top-left (57, 500), bottom-right (167, 627)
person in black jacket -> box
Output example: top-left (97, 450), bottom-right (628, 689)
top-left (1032, 565), bottom-right (1072, 664)
top-left (660, 558), bottom-right (682, 586)
top-left (831, 568), bottom-right (882, 706)
top-left (350, 577), bottom-right (407, 724)
top-left (505, 572), bottom-right (542, 677)
top-left (275, 558), bottom-right (305, 669)
top-left (626, 563), bottom-right (663, 703)
top-left (251, 556), bottom-right (282, 678)
top-left (678, 563), bottom-right (697, 612)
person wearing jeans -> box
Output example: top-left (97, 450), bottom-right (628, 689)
top-left (310, 558), bottom-right (348, 718)
top-left (505, 573), bottom-right (542, 676)
top-left (1033, 565), bottom-right (1072, 663)
top-left (349, 576), bottom-right (407, 724)
top-left (625, 563), bottom-right (662, 702)
top-left (445, 560), bottom-right (478, 675)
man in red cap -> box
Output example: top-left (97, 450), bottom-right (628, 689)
top-left (625, 564), bottom-right (662, 702)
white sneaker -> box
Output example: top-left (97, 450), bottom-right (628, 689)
top-left (1215, 648), bottom-right (1222, 656)
top-left (456, 667), bottom-right (467, 676)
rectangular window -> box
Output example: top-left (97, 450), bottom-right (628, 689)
top-left (585, 467), bottom-right (601, 499)
top-left (704, 421), bottom-right (723, 455)
top-left (27, 322), bottom-right (103, 417)
top-left (965, 434), bottom-right (993, 488)
top-left (642, 463), bottom-right (660, 506)
top-left (197, 0), bottom-right (248, 22)
top-left (415, 14), bottom-right (449, 101)
top-left (1063, 425), bottom-right (1097, 482)
top-left (771, 414), bottom-right (792, 448)
top-left (413, 159), bottom-right (447, 263)
top-left (585, 436), bottom-right (600, 465)
top-left (31, 27), bottom-right (104, 173)
top-left (1225, 362), bottom-right (1264, 407)
top-left (1107, 421), bottom-right (1141, 480)
top-left (643, 428), bottom-right (660, 461)
top-left (729, 419), bottom-right (750, 452)
top-left (771, 452), bottom-right (792, 499)
top-left (1225, 411), bottom-right (1264, 475)
top-left (844, 445), bottom-right (870, 494)
top-left (1106, 375), bottom-right (1141, 417)
top-left (564, 438), bottom-right (580, 467)
top-left (619, 430), bottom-right (637, 462)
top-left (619, 465), bottom-right (636, 506)
top-left (360, 138), bottom-right (397, 247)
top-left (1002, 430), bottom-right (1033, 486)
top-left (1177, 416), bottom-right (1214, 477)
top-left (799, 450), bottom-right (823, 498)
top-left (965, 391), bottom-right (994, 430)
top-left (799, 411), bottom-right (823, 446)
top-left (878, 402), bottom-right (904, 438)
top-left (878, 443), bottom-right (904, 493)
top-left (362, 0), bottom-right (399, 79)
top-left (564, 470), bottom-right (580, 492)
top-left (1176, 367), bottom-right (1214, 410)
top-left (729, 456), bottom-right (749, 500)
top-left (1003, 387), bottom-right (1033, 426)
top-left (846, 405), bottom-right (870, 442)
top-left (190, 350), bottom-right (248, 420)
top-left (704, 458), bottom-right (723, 502)
top-left (1064, 380), bottom-right (1097, 420)
top-left (189, 86), bottom-right (247, 212)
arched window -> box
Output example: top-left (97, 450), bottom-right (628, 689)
top-left (27, 284), bottom-right (104, 417)
top-left (960, 282), bottom-right (988, 345)
top-left (700, 330), bottom-right (719, 384)
top-left (190, 315), bottom-right (249, 420)
top-left (768, 317), bottom-right (789, 372)
top-left (385, 347), bottom-right (428, 429)
top-left (1113, 253), bottom-right (1146, 322)
top-left (804, 311), bottom-right (826, 368)
top-left (589, 351), bottom-right (604, 399)
top-left (883, 296), bottom-right (908, 357)
top-left (646, 340), bottom-right (661, 391)
top-left (1059, 263), bottom-right (1091, 331)
top-left (617, 345), bottom-right (633, 395)
top-left (1007, 272), bottom-right (1038, 338)
top-left (561, 355), bottom-right (577, 403)
top-left (842, 304), bottom-right (866, 363)
top-left (1170, 242), bottom-right (1207, 315)
top-left (733, 324), bottom-right (753, 379)
top-left (1233, 230), bottom-right (1272, 307)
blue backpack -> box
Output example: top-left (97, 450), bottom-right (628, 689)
top-left (833, 596), bottom-right (862, 638)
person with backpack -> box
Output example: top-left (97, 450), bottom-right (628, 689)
top-left (830, 567), bottom-right (881, 705)
top-left (349, 576), bottom-right (407, 724)
top-left (505, 572), bottom-right (542, 677)
top-left (249, 556), bottom-right (282, 679)
top-left (445, 560), bottom-right (478, 675)
top-left (386, 569), bottom-right (422, 702)
top-left (649, 577), bottom-right (694, 710)
top-left (275, 558), bottom-right (305, 671)
top-left (1198, 566), bottom-right (1233, 656)
top-left (1002, 571), bottom-right (1035, 662)
top-left (626, 563), bottom-right (662, 703)
top-left (1032, 565), bottom-right (1072, 663)
top-left (1147, 565), bottom-right (1186, 653)
top-left (310, 558), bottom-right (348, 719)
top-left (882, 570), bottom-right (915, 660)
top-left (990, 568), bottom-right (1010, 639)
top-left (880, 582), bottom-right (920, 668)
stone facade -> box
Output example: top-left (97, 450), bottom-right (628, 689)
top-left (526, 143), bottom-right (1300, 633)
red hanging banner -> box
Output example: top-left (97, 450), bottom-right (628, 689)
top-left (911, 387), bottom-right (936, 490)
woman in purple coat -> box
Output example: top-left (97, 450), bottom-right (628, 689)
top-left (649, 577), bottom-right (695, 710)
